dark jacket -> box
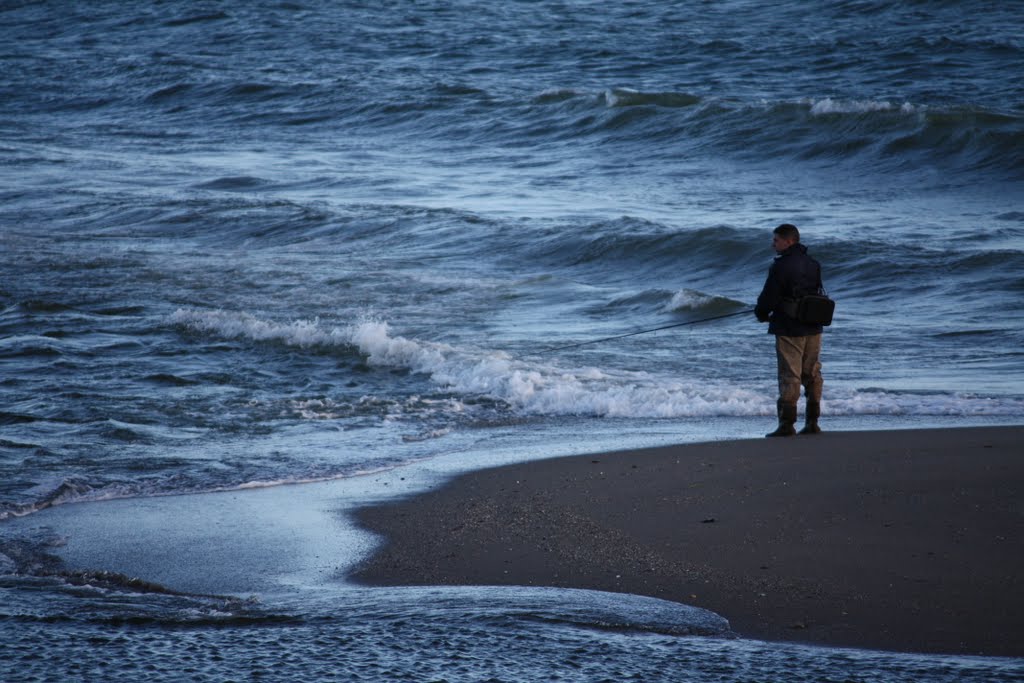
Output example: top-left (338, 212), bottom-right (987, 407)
top-left (755, 243), bottom-right (824, 337)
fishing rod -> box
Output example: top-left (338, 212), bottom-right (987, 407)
top-left (540, 308), bottom-right (755, 354)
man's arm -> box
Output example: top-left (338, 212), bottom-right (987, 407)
top-left (755, 265), bottom-right (782, 322)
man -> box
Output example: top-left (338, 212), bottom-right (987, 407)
top-left (755, 223), bottom-right (824, 437)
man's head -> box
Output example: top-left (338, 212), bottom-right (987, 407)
top-left (772, 223), bottom-right (800, 253)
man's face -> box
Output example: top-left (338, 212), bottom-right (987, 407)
top-left (772, 233), bottom-right (795, 253)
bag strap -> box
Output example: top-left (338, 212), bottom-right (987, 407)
top-left (790, 256), bottom-right (825, 299)
top-left (810, 257), bottom-right (827, 297)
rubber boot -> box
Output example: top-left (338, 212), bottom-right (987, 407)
top-left (766, 401), bottom-right (797, 437)
top-left (799, 401), bottom-right (821, 435)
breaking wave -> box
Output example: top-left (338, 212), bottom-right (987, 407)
top-left (170, 309), bottom-right (1024, 421)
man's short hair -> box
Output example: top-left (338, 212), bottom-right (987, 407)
top-left (774, 223), bottom-right (800, 242)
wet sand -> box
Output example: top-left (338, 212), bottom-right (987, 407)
top-left (352, 427), bottom-right (1023, 657)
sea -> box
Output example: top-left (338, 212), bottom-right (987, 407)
top-left (2, 0), bottom-right (1023, 680)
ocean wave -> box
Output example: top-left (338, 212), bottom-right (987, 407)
top-left (533, 87), bottom-right (587, 104)
top-left (595, 287), bottom-right (748, 318)
top-left (193, 175), bottom-right (273, 191)
top-left (526, 220), bottom-right (763, 277)
top-left (807, 97), bottom-right (917, 116)
top-left (168, 308), bottom-right (765, 418)
top-left (161, 11), bottom-right (229, 28)
top-left (5, 0), bottom-right (1020, 183)
top-left (822, 240), bottom-right (1024, 302)
top-left (0, 479), bottom-right (109, 521)
top-left (169, 308), bottom-right (360, 351)
top-left (0, 438), bottom-right (40, 449)
top-left (749, 99), bottom-right (1021, 175)
top-left (169, 309), bottom-right (1024, 423)
top-left (101, 69), bottom-right (1021, 181)
top-left (995, 211), bottom-right (1024, 222)
top-left (0, 335), bottom-right (65, 359)
top-left (0, 463), bottom-right (406, 522)
top-left (517, 89), bottom-right (1023, 178)
top-left (140, 77), bottom-right (328, 126)
top-left (0, 411), bottom-right (42, 426)
top-left (664, 289), bottom-right (747, 314)
top-left (603, 88), bottom-right (702, 108)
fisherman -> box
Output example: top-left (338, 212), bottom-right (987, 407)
top-left (755, 223), bottom-right (824, 437)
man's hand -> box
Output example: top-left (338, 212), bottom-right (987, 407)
top-left (756, 311), bottom-right (770, 323)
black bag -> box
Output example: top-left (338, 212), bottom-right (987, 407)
top-left (795, 292), bottom-right (835, 326)
top-left (779, 258), bottom-right (835, 326)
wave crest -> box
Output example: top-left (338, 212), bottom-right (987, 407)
top-left (603, 88), bottom-right (702, 108)
top-left (808, 97), bottom-right (917, 116)
top-left (168, 309), bottom-right (1024, 423)
top-left (524, 89), bottom-right (1023, 178)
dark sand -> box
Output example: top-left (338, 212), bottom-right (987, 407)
top-left (352, 427), bottom-right (1023, 657)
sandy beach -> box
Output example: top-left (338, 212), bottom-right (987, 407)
top-left (352, 426), bottom-right (1023, 657)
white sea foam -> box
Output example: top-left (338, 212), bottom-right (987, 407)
top-left (169, 308), bottom-right (770, 417)
top-left (168, 308), bottom-right (351, 348)
top-left (824, 388), bottom-right (1024, 417)
top-left (665, 289), bottom-right (715, 312)
top-left (603, 87), bottom-right (638, 107)
top-left (809, 97), bottom-right (917, 115)
top-left (169, 309), bottom-right (1024, 420)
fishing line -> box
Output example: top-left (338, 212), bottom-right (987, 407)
top-left (540, 308), bottom-right (755, 354)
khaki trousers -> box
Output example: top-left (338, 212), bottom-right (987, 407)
top-left (775, 334), bottom-right (823, 405)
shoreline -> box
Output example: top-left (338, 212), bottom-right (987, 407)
top-left (351, 426), bottom-right (1024, 657)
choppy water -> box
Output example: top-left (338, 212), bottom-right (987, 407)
top-left (8, 580), bottom-right (1021, 683)
top-left (2, 0), bottom-right (1023, 680)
